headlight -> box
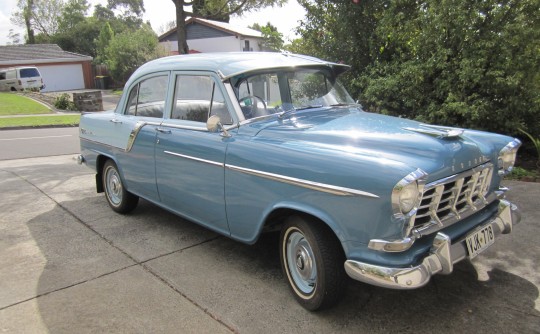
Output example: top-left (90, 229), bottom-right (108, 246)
top-left (498, 139), bottom-right (521, 176)
top-left (392, 169), bottom-right (428, 216)
top-left (398, 182), bottom-right (419, 213)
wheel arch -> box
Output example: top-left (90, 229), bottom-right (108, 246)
top-left (95, 154), bottom-right (117, 193)
top-left (260, 205), bottom-right (346, 252)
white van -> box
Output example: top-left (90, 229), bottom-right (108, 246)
top-left (0, 66), bottom-right (45, 92)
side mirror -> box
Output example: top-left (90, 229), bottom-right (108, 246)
top-left (206, 115), bottom-right (231, 137)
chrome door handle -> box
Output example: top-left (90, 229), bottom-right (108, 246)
top-left (156, 127), bottom-right (171, 134)
top-left (109, 119), bottom-right (122, 124)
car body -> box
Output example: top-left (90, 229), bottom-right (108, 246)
top-left (78, 52), bottom-right (522, 310)
top-left (0, 66), bottom-right (44, 91)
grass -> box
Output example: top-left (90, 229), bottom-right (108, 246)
top-left (0, 115), bottom-right (80, 128)
top-left (505, 166), bottom-right (539, 182)
top-left (0, 92), bottom-right (52, 115)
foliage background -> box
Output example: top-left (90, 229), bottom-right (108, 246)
top-left (289, 0), bottom-right (540, 140)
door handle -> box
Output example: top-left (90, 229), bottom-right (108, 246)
top-left (109, 119), bottom-right (122, 124)
top-left (156, 127), bottom-right (171, 134)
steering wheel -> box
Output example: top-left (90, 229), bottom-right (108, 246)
top-left (238, 95), bottom-right (267, 119)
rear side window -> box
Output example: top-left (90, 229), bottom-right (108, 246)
top-left (0, 72), bottom-right (5, 80)
top-left (19, 68), bottom-right (40, 78)
top-left (125, 75), bottom-right (168, 118)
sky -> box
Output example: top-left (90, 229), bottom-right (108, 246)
top-left (0, 0), bottom-right (306, 46)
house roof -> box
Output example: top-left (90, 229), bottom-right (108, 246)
top-left (0, 44), bottom-right (93, 66)
top-left (159, 17), bottom-right (262, 41)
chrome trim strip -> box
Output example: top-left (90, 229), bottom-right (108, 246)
top-left (163, 151), bottom-right (224, 167)
top-left (126, 121), bottom-right (161, 152)
top-left (226, 164), bottom-right (379, 198)
top-left (80, 137), bottom-right (123, 151)
top-left (160, 122), bottom-right (209, 131)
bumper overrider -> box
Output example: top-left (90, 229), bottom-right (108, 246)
top-left (344, 199), bottom-right (521, 289)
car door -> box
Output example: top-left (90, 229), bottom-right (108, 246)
top-left (114, 73), bottom-right (171, 202)
top-left (155, 72), bottom-right (234, 235)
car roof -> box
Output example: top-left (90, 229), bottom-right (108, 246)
top-left (132, 52), bottom-right (350, 81)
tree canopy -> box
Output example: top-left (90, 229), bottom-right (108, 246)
top-left (10, 0), bottom-right (166, 84)
top-left (292, 0), bottom-right (540, 139)
top-left (249, 22), bottom-right (284, 51)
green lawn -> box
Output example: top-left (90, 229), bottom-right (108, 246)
top-left (0, 115), bottom-right (80, 128)
top-left (0, 92), bottom-right (52, 115)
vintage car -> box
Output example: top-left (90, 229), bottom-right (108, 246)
top-left (78, 52), bottom-right (522, 310)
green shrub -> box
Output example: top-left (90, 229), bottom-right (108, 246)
top-left (54, 93), bottom-right (78, 111)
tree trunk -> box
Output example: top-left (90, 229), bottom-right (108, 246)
top-left (24, 0), bottom-right (35, 44)
top-left (172, 0), bottom-right (189, 54)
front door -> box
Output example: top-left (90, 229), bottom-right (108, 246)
top-left (155, 73), bottom-right (235, 235)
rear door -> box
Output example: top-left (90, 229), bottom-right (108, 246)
top-left (18, 67), bottom-right (43, 90)
top-left (114, 73), bottom-right (171, 202)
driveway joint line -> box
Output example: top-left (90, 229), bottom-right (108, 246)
top-left (6, 169), bottom-right (235, 332)
top-left (0, 263), bottom-right (139, 312)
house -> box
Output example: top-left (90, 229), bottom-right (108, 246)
top-left (0, 44), bottom-right (93, 92)
top-left (159, 18), bottom-right (267, 55)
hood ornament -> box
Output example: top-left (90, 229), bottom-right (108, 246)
top-left (403, 124), bottom-right (464, 139)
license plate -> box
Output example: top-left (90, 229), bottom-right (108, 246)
top-left (466, 224), bottom-right (495, 259)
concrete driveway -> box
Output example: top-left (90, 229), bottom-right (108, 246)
top-left (0, 155), bottom-right (539, 333)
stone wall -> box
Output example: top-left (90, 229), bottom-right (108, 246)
top-left (73, 91), bottom-right (103, 112)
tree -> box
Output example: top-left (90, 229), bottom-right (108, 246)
top-left (171, 0), bottom-right (287, 54)
top-left (295, 0), bottom-right (540, 139)
top-left (96, 22), bottom-right (115, 63)
top-left (11, 0), bottom-right (64, 41)
top-left (6, 29), bottom-right (22, 45)
top-left (58, 0), bottom-right (90, 32)
top-left (250, 22), bottom-right (284, 51)
top-left (105, 24), bottom-right (167, 83)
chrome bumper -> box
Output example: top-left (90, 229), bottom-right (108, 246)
top-left (344, 199), bottom-right (521, 289)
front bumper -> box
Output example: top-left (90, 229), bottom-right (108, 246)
top-left (344, 199), bottom-right (521, 289)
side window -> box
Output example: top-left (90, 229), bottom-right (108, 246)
top-left (124, 75), bottom-right (168, 118)
top-left (6, 70), bottom-right (16, 80)
top-left (0, 72), bottom-right (6, 80)
top-left (172, 75), bottom-right (232, 124)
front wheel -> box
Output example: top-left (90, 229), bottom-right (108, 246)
top-left (280, 216), bottom-right (347, 311)
top-left (102, 160), bottom-right (139, 213)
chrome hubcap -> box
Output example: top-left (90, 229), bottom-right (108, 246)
top-left (286, 230), bottom-right (316, 294)
top-left (105, 166), bottom-right (122, 206)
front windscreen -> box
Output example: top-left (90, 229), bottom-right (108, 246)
top-left (234, 68), bottom-right (355, 120)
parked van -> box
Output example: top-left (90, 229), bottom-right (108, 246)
top-left (0, 66), bottom-right (45, 91)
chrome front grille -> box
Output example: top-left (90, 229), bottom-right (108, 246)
top-left (413, 163), bottom-right (494, 231)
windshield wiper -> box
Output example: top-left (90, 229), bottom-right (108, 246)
top-left (279, 104), bottom-right (324, 118)
top-left (295, 104), bottom-right (324, 111)
top-left (329, 103), bottom-right (352, 107)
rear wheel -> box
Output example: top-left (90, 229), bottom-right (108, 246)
top-left (280, 215), bottom-right (347, 311)
top-left (102, 160), bottom-right (139, 213)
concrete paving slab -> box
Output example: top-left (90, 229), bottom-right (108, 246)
top-left (0, 266), bottom-right (231, 334)
top-left (0, 155), bottom-right (539, 333)
top-left (0, 169), bottom-right (135, 309)
top-left (146, 233), bottom-right (540, 333)
top-left (82, 199), bottom-right (220, 262)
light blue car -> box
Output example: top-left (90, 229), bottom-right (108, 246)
top-left (78, 52), bottom-right (522, 310)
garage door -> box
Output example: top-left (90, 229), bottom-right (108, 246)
top-left (39, 64), bottom-right (85, 92)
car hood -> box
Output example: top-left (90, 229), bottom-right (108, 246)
top-left (251, 107), bottom-right (501, 181)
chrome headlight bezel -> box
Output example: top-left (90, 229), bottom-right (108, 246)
top-left (391, 169), bottom-right (428, 226)
top-left (498, 139), bottom-right (521, 176)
